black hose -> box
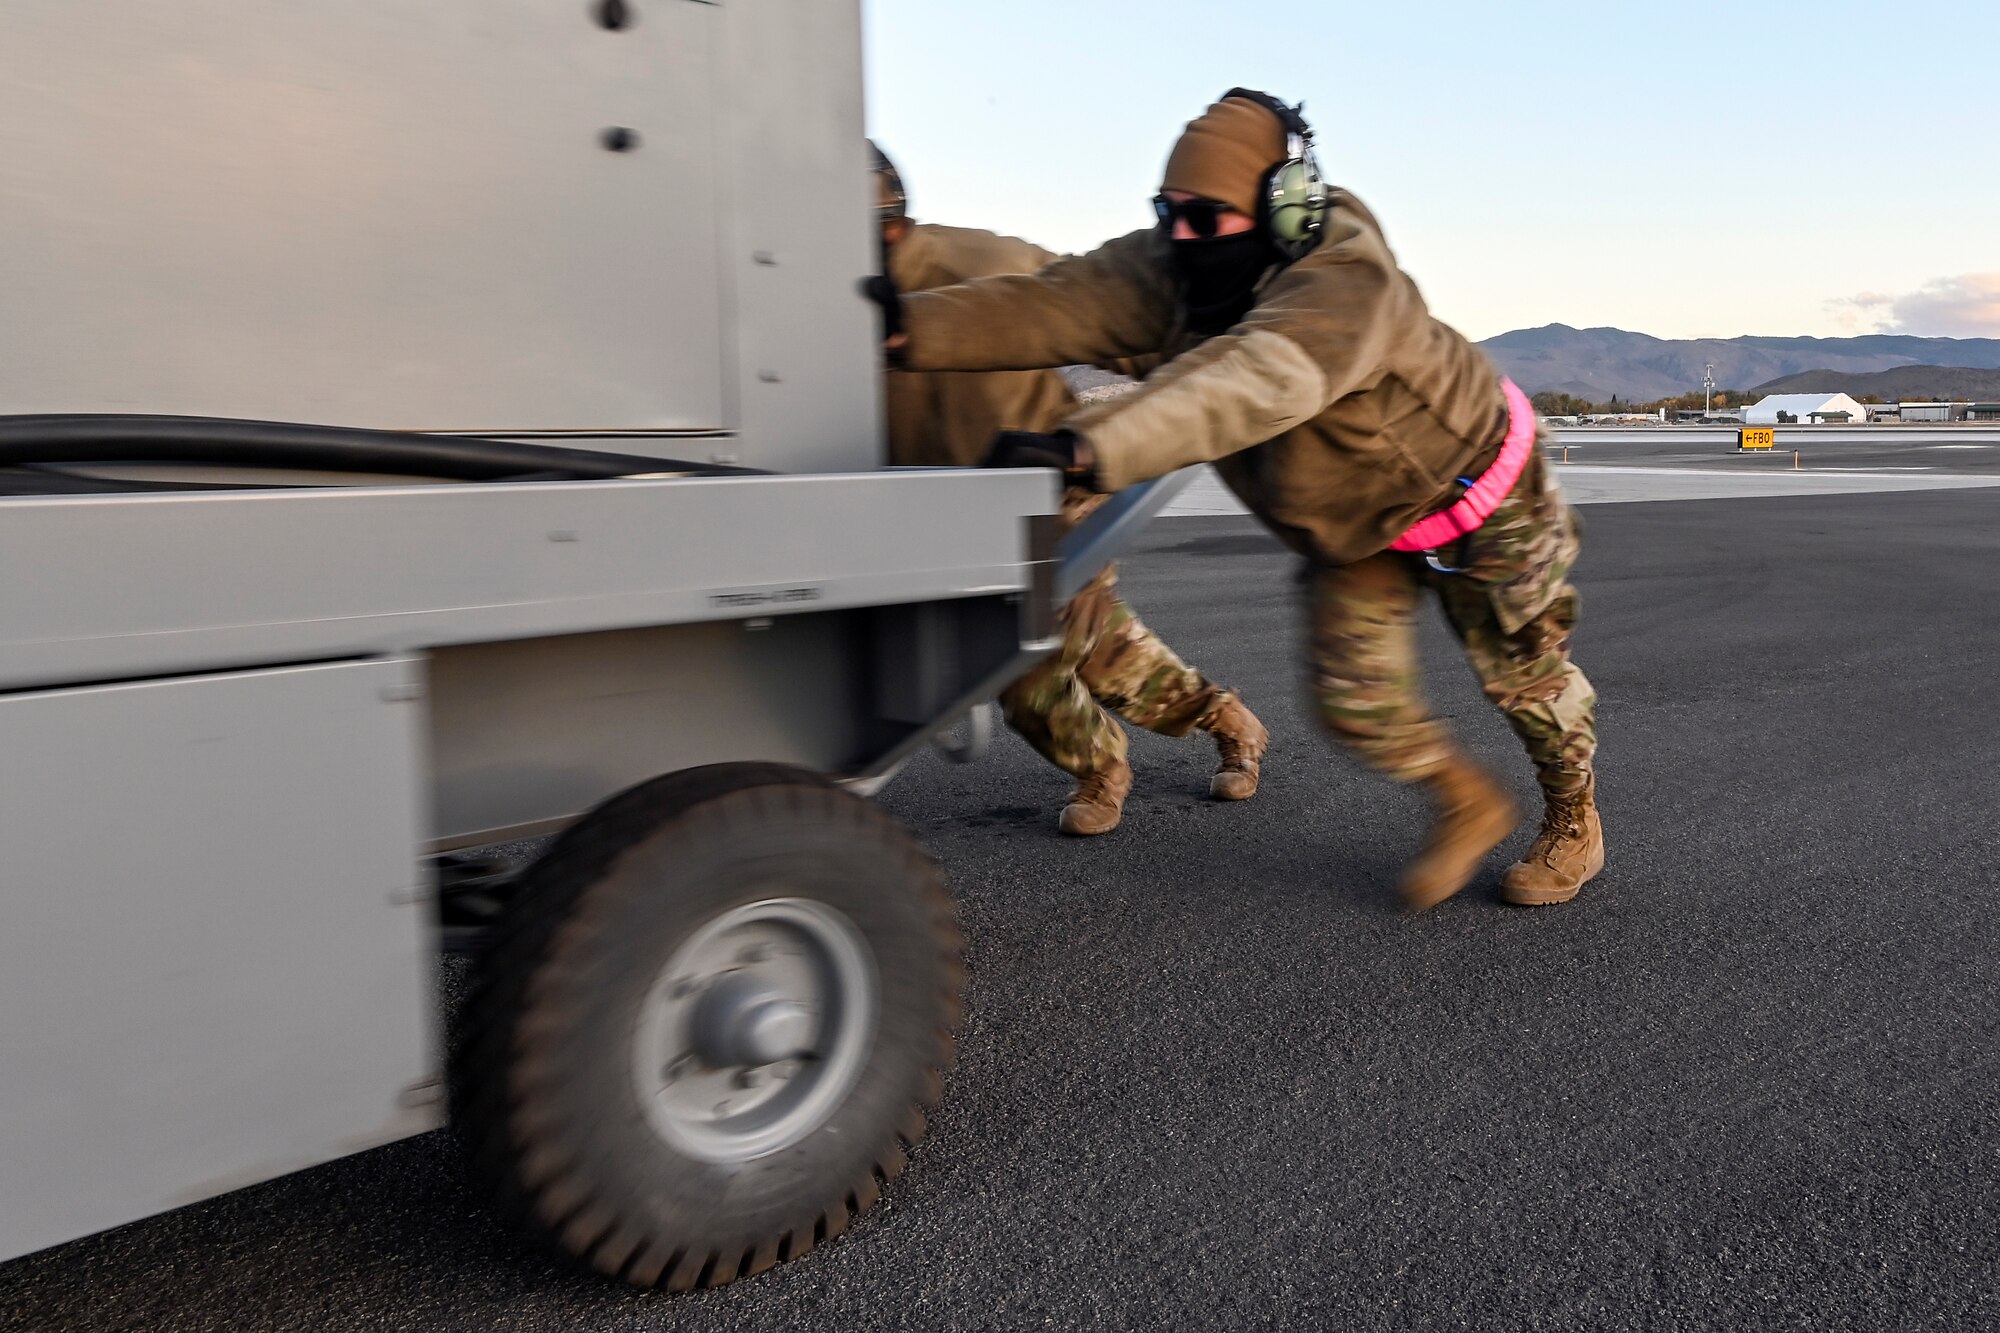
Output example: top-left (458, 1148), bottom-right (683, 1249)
top-left (0, 414), bottom-right (765, 482)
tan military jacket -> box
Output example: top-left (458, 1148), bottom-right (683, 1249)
top-left (900, 193), bottom-right (1507, 564)
top-left (883, 224), bottom-right (1077, 468)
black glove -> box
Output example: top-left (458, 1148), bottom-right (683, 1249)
top-left (982, 429), bottom-right (1096, 486)
top-left (860, 274), bottom-right (903, 342)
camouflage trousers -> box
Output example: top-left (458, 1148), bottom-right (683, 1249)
top-left (1307, 450), bottom-right (1596, 796)
top-left (1002, 563), bottom-right (1228, 778)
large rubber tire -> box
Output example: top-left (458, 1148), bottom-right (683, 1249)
top-left (452, 763), bottom-right (963, 1290)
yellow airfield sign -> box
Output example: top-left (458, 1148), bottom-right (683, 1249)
top-left (1738, 427), bottom-right (1776, 450)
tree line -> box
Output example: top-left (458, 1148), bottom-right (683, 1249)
top-left (1529, 388), bottom-right (1758, 416)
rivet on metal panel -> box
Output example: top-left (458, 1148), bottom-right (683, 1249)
top-left (378, 683), bottom-right (424, 703)
top-left (593, 0), bottom-right (634, 31)
top-left (601, 127), bottom-right (642, 152)
top-left (548, 530), bottom-right (580, 543)
top-left (752, 250), bottom-right (778, 266)
top-left (757, 370), bottom-right (782, 383)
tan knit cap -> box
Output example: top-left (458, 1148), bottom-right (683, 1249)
top-left (870, 139), bottom-right (908, 219)
top-left (1160, 96), bottom-right (1288, 218)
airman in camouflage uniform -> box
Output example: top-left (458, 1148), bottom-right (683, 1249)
top-left (872, 144), bottom-right (1268, 835)
top-left (1309, 446), bottom-right (1594, 798)
top-left (1003, 558), bottom-right (1255, 789)
top-left (887, 94), bottom-right (1606, 907)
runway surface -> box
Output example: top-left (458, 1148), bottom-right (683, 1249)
top-left (1548, 428), bottom-right (2000, 476)
top-left (1166, 461), bottom-right (2000, 516)
top-left (4, 487), bottom-right (1997, 1332)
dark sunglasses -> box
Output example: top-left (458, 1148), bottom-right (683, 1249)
top-left (1152, 194), bottom-right (1240, 238)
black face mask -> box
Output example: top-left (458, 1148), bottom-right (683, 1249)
top-left (1172, 231), bottom-right (1275, 336)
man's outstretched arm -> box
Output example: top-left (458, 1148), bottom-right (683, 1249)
top-left (1058, 213), bottom-right (1408, 491)
top-left (898, 229), bottom-right (1179, 373)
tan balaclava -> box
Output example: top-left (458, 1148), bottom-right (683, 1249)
top-left (1160, 96), bottom-right (1287, 215)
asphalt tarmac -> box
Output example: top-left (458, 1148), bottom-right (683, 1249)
top-left (1547, 429), bottom-right (2000, 475)
top-left (4, 487), bottom-right (1997, 1332)
top-left (1166, 463), bottom-right (2000, 516)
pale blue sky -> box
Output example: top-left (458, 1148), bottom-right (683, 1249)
top-left (863, 0), bottom-right (2000, 342)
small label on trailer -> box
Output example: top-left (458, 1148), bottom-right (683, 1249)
top-left (1738, 427), bottom-right (1775, 450)
top-left (709, 585), bottom-right (825, 608)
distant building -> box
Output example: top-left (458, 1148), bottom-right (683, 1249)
top-left (1581, 412), bottom-right (1664, 425)
top-left (1966, 403), bottom-right (2000, 422)
top-left (1745, 392), bottom-right (1868, 425)
top-left (1864, 403), bottom-right (1901, 422)
top-left (1897, 401), bottom-right (1971, 423)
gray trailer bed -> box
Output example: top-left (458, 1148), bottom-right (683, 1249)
top-left (0, 0), bottom-right (1178, 1290)
top-left (0, 465), bottom-right (1062, 1266)
top-left (0, 470), bottom-right (1060, 843)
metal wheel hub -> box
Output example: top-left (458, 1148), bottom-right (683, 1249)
top-left (633, 897), bottom-right (878, 1163)
top-left (691, 974), bottom-right (817, 1067)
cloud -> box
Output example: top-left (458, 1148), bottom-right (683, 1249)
top-left (1827, 274), bottom-right (2000, 337)
top-left (1825, 291), bottom-right (1889, 333)
top-left (1887, 274), bottom-right (2000, 337)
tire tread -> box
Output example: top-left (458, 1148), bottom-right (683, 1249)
top-left (451, 763), bottom-right (961, 1290)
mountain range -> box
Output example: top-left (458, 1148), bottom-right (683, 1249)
top-left (1478, 324), bottom-right (2000, 402)
top-left (1750, 364), bottom-right (2000, 400)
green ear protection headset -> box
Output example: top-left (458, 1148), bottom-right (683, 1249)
top-left (1219, 87), bottom-right (1328, 261)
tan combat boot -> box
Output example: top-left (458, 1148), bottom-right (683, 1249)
top-left (1400, 755), bottom-right (1519, 912)
top-left (1058, 760), bottom-right (1134, 836)
top-left (1501, 779), bottom-right (1604, 906)
top-left (1203, 693), bottom-right (1269, 801)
